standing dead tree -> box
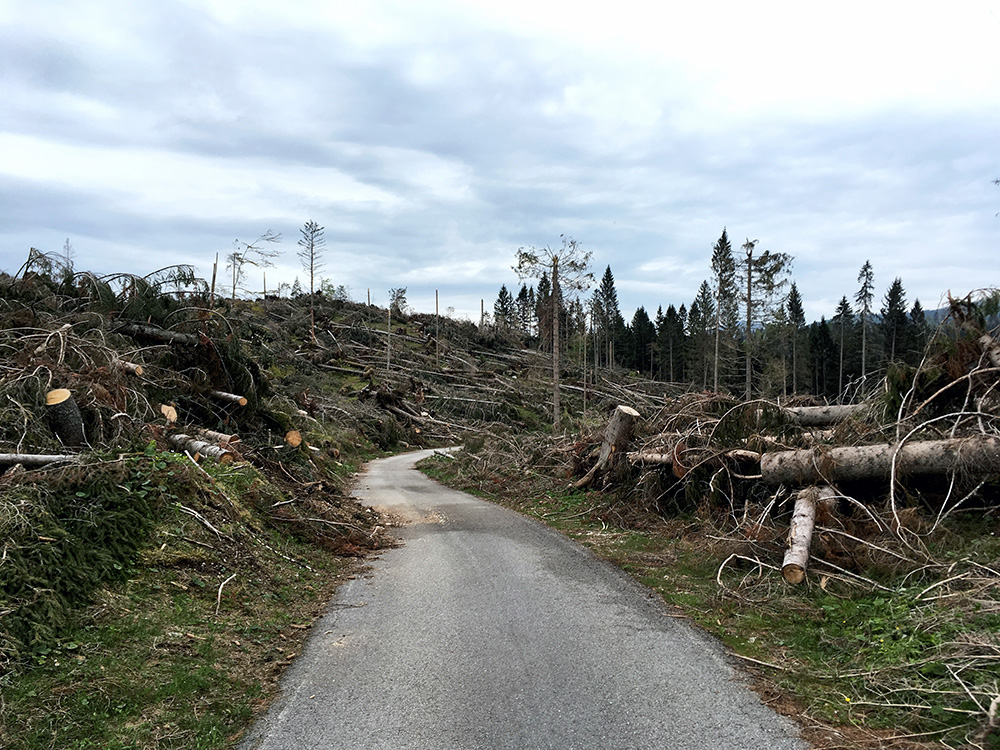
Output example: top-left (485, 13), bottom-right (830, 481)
top-left (298, 221), bottom-right (326, 343)
top-left (515, 236), bottom-right (592, 431)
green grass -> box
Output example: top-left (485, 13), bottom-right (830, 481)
top-left (420, 451), bottom-right (1000, 749)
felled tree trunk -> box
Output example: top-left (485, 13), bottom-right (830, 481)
top-left (0, 453), bottom-right (78, 467)
top-left (782, 485), bottom-right (837, 584)
top-left (45, 389), bottom-right (86, 446)
top-left (572, 405), bottom-right (640, 490)
top-left (209, 390), bottom-right (248, 406)
top-left (168, 434), bottom-right (235, 464)
top-left (192, 428), bottom-right (238, 445)
top-left (783, 404), bottom-right (864, 426)
top-left (761, 435), bottom-right (1000, 485)
top-left (117, 323), bottom-right (201, 346)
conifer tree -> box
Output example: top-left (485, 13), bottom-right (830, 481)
top-left (786, 282), bottom-right (806, 394)
top-left (710, 228), bottom-right (738, 391)
top-left (832, 296), bottom-right (854, 398)
top-left (738, 239), bottom-right (792, 399)
top-left (494, 284), bottom-right (516, 330)
top-left (880, 277), bottom-right (908, 364)
top-left (855, 260), bottom-right (875, 380)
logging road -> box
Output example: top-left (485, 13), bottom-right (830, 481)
top-left (239, 449), bottom-right (808, 750)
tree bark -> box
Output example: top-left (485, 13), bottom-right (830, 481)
top-left (572, 405), bottom-right (640, 489)
top-left (209, 390), bottom-right (248, 406)
top-left (761, 435), bottom-right (1000, 486)
top-left (0, 453), bottom-right (78, 467)
top-left (783, 404), bottom-right (864, 426)
top-left (168, 434), bottom-right (235, 464)
top-left (117, 323), bottom-right (201, 346)
top-left (782, 485), bottom-right (837, 584)
top-left (45, 389), bottom-right (86, 446)
top-left (192, 428), bottom-right (238, 445)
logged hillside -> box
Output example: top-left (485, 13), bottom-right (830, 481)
top-left (3, 256), bottom-right (1000, 749)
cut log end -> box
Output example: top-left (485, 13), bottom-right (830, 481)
top-left (210, 390), bottom-right (248, 406)
top-left (45, 389), bottom-right (86, 447)
top-left (782, 564), bottom-right (806, 585)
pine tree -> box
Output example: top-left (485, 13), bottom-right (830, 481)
top-left (693, 280), bottom-right (715, 389)
top-left (908, 299), bottom-right (928, 363)
top-left (832, 296), bottom-right (854, 398)
top-left (880, 277), bottom-right (908, 364)
top-left (658, 305), bottom-right (686, 382)
top-left (494, 285), bottom-right (516, 330)
top-left (786, 282), bottom-right (806, 394)
top-left (739, 239), bottom-right (792, 399)
top-left (710, 228), bottom-right (738, 391)
top-left (298, 221), bottom-right (326, 342)
top-left (591, 266), bottom-right (625, 368)
top-left (628, 306), bottom-right (656, 374)
top-left (516, 284), bottom-right (535, 337)
top-left (855, 260), bottom-right (875, 380)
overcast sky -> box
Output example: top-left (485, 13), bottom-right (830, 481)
top-left (2, 0), bottom-right (999, 323)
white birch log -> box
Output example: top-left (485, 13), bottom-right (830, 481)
top-left (761, 435), bottom-right (1000, 486)
top-left (782, 485), bottom-right (837, 584)
top-left (572, 405), bottom-right (640, 489)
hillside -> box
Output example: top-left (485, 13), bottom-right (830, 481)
top-left (2, 257), bottom-right (1000, 749)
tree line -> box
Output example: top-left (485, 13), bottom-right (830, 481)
top-left (494, 229), bottom-right (931, 402)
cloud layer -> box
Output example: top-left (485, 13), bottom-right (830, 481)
top-left (2, 0), bottom-right (998, 321)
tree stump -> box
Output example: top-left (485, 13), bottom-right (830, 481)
top-left (45, 389), bottom-right (86, 447)
top-left (572, 405), bottom-right (641, 489)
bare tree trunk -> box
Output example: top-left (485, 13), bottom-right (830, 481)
top-left (572, 405), bottom-right (640, 489)
top-left (552, 255), bottom-right (561, 431)
top-left (761, 435), bottom-right (1000, 485)
top-left (783, 404), bottom-right (864, 426)
top-left (0, 453), bottom-right (78, 467)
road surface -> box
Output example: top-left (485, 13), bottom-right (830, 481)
top-left (239, 449), bottom-right (807, 749)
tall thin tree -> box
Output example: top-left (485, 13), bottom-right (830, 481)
top-left (297, 221), bottom-right (326, 342)
top-left (855, 260), bottom-right (874, 381)
top-left (515, 236), bottom-right (593, 431)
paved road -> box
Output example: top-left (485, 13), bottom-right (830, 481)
top-left (239, 449), bottom-right (807, 750)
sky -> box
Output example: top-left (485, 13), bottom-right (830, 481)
top-left (2, 0), bottom-right (999, 323)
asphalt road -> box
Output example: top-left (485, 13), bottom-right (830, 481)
top-left (239, 449), bottom-right (808, 750)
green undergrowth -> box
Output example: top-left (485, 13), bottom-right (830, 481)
top-left (0, 447), bottom-right (379, 748)
top-left (421, 451), bottom-right (1000, 750)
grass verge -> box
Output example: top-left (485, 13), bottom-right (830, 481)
top-left (0, 450), bottom-right (381, 749)
top-left (421, 450), bottom-right (1000, 750)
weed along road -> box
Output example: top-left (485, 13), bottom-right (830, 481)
top-left (240, 450), bottom-right (808, 750)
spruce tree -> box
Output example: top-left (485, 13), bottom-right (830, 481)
top-left (880, 277), bottom-right (908, 364)
top-left (786, 282), bottom-right (806, 394)
top-left (855, 260), bottom-right (875, 380)
top-left (710, 228), bottom-right (738, 391)
top-left (832, 296), bottom-right (854, 398)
